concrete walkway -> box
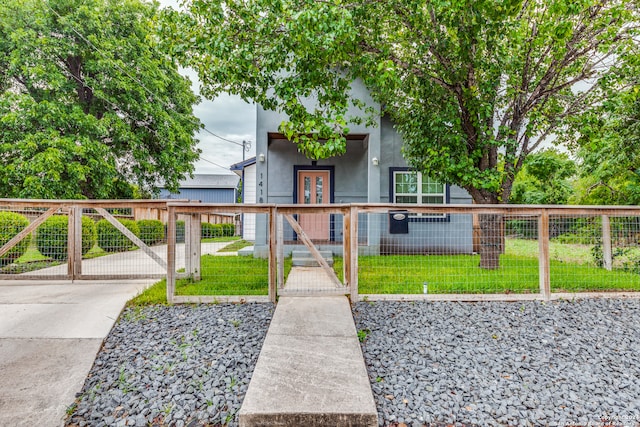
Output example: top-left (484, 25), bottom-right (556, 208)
top-left (280, 266), bottom-right (349, 296)
top-left (0, 279), bottom-right (154, 427)
top-left (239, 296), bottom-right (378, 426)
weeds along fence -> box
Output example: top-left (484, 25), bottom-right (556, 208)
top-left (164, 203), bottom-right (640, 304)
top-left (0, 199), bottom-right (234, 281)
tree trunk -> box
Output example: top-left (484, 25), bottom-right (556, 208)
top-left (479, 213), bottom-right (503, 270)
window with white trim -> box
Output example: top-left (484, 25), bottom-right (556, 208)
top-left (393, 170), bottom-right (446, 217)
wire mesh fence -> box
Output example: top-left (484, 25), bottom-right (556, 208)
top-left (358, 211), bottom-right (540, 295)
top-left (0, 199), bottom-right (232, 280)
top-left (548, 215), bottom-right (640, 293)
top-left (167, 204), bottom-right (273, 303)
top-left (275, 205), bottom-right (350, 297)
top-left (356, 206), bottom-right (640, 300)
top-left (3, 199), bottom-right (640, 302)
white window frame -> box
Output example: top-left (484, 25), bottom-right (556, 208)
top-left (393, 170), bottom-right (447, 218)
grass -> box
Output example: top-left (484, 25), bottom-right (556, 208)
top-left (202, 236), bottom-right (240, 243)
top-left (127, 237), bottom-right (640, 305)
top-left (357, 238), bottom-right (640, 294)
top-left (217, 239), bottom-right (253, 252)
top-left (128, 255), bottom-right (294, 305)
top-left (1, 240), bottom-right (63, 273)
top-left (507, 238), bottom-right (594, 265)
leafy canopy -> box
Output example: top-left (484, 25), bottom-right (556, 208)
top-left (510, 150), bottom-right (577, 205)
top-left (163, 0), bottom-right (636, 204)
top-left (567, 46), bottom-right (640, 205)
top-left (0, 0), bottom-right (201, 199)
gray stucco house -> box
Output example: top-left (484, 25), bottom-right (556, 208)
top-left (250, 80), bottom-right (473, 257)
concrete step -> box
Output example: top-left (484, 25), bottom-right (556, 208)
top-left (291, 250), bottom-right (334, 267)
top-left (238, 296), bottom-right (378, 427)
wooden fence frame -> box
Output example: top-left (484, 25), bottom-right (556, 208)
top-left (164, 202), bottom-right (640, 304)
top-left (3, 199), bottom-right (640, 303)
top-left (353, 203), bottom-right (640, 302)
top-left (0, 199), bottom-right (185, 280)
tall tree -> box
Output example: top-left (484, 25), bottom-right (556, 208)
top-left (568, 49), bottom-right (640, 206)
top-left (164, 0), bottom-right (637, 267)
top-left (0, 0), bottom-right (201, 199)
top-left (510, 150), bottom-right (577, 205)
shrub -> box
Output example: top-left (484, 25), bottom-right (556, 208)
top-left (137, 219), bottom-right (165, 245)
top-left (201, 222), bottom-right (223, 239)
top-left (0, 212), bottom-right (31, 266)
top-left (36, 215), bottom-right (97, 261)
top-left (222, 223), bottom-right (235, 237)
top-left (96, 218), bottom-right (140, 252)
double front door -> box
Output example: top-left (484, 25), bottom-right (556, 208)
top-left (297, 170), bottom-right (330, 240)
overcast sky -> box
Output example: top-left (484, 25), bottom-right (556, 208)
top-left (159, 0), bottom-right (257, 175)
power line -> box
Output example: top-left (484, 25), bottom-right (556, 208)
top-left (198, 156), bottom-right (232, 170)
top-left (42, 0), bottom-right (247, 149)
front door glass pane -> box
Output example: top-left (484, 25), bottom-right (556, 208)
top-left (316, 176), bottom-right (323, 204)
top-left (304, 176), bottom-right (311, 204)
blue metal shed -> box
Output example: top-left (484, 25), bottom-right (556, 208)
top-left (158, 174), bottom-right (239, 203)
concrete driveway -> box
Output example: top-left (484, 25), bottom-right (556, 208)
top-left (28, 242), bottom-right (233, 277)
top-left (0, 279), bottom-right (154, 426)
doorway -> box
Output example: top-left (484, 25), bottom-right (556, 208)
top-left (296, 169), bottom-right (330, 240)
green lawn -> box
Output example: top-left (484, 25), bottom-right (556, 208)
top-left (217, 239), bottom-right (253, 252)
top-left (122, 237), bottom-right (640, 305)
top-left (202, 236), bottom-right (240, 243)
top-left (129, 255), bottom-right (293, 305)
top-left (357, 238), bottom-right (640, 294)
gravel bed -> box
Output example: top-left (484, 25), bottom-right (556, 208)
top-left (353, 298), bottom-right (640, 427)
top-left (66, 303), bottom-right (274, 427)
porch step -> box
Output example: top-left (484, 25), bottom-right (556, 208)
top-left (291, 249), bottom-right (334, 267)
top-left (238, 296), bottom-right (378, 426)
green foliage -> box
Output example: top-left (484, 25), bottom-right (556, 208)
top-left (565, 44), bottom-right (640, 205)
top-left (136, 219), bottom-right (164, 246)
top-left (36, 215), bottom-right (97, 261)
top-left (0, 211), bottom-right (31, 266)
top-left (221, 223), bottom-right (235, 237)
top-left (164, 0), bottom-right (636, 205)
top-left (96, 218), bottom-right (139, 252)
top-left (357, 329), bottom-right (370, 343)
top-left (201, 223), bottom-right (223, 239)
top-left (0, 0), bottom-right (201, 199)
top-left (200, 222), bottom-right (234, 239)
top-left (510, 150), bottom-right (577, 205)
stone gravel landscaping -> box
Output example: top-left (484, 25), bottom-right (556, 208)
top-left (66, 298), bottom-right (640, 427)
top-left (354, 298), bottom-right (640, 427)
top-left (65, 303), bottom-right (274, 427)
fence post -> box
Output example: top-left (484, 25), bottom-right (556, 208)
top-left (350, 205), bottom-right (359, 302)
top-left (277, 213), bottom-right (284, 289)
top-left (602, 215), bottom-right (612, 271)
top-left (538, 210), bottom-right (551, 300)
top-left (343, 207), bottom-right (351, 287)
top-left (268, 206), bottom-right (277, 303)
top-left (166, 206), bottom-right (176, 304)
top-left (67, 207), bottom-right (82, 280)
top-left (184, 215), bottom-right (192, 278)
top-left (188, 214), bottom-right (201, 281)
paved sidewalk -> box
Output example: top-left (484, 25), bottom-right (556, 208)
top-left (239, 296), bottom-right (378, 426)
top-left (0, 279), bottom-right (154, 427)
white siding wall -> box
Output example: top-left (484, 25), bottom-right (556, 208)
top-left (243, 164), bottom-right (257, 241)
